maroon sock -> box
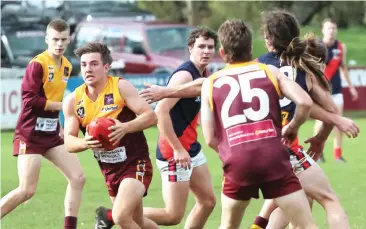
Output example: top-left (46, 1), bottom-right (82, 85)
top-left (107, 209), bottom-right (114, 224)
top-left (252, 216), bottom-right (269, 228)
top-left (64, 216), bottom-right (77, 229)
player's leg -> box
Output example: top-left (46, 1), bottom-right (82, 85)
top-left (220, 194), bottom-right (250, 229)
top-left (112, 178), bottom-right (154, 229)
top-left (269, 172), bottom-right (318, 229)
top-left (332, 94), bottom-right (344, 161)
top-left (143, 159), bottom-right (190, 225)
top-left (313, 120), bottom-right (325, 162)
top-left (298, 163), bottom-right (349, 229)
top-left (185, 159), bottom-right (216, 229)
top-left (44, 144), bottom-right (85, 228)
top-left (1, 153), bottom-right (42, 218)
top-left (132, 198), bottom-right (159, 229)
top-left (251, 199), bottom-right (277, 229)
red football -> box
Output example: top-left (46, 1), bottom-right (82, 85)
top-left (87, 117), bottom-right (116, 151)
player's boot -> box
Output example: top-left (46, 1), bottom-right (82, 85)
top-left (336, 156), bottom-right (347, 163)
top-left (95, 206), bottom-right (113, 229)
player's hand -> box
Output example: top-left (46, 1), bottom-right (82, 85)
top-left (304, 135), bottom-right (325, 161)
top-left (108, 118), bottom-right (128, 146)
top-left (334, 116), bottom-right (359, 138)
top-left (85, 125), bottom-right (103, 150)
top-left (139, 83), bottom-right (166, 104)
top-left (59, 125), bottom-right (64, 139)
top-left (281, 124), bottom-right (299, 145)
top-left (173, 150), bottom-right (191, 170)
top-left (349, 87), bottom-right (359, 101)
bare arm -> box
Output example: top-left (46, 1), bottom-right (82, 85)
top-left (107, 79), bottom-right (158, 145)
top-left (62, 92), bottom-right (98, 153)
top-left (269, 65), bottom-right (313, 130)
top-left (139, 77), bottom-right (204, 103)
top-left (200, 78), bottom-right (219, 152)
top-left (340, 44), bottom-right (358, 100)
top-left (118, 79), bottom-right (158, 133)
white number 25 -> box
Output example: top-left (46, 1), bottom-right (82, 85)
top-left (213, 70), bottom-right (270, 129)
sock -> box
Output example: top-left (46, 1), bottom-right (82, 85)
top-left (64, 216), bottom-right (77, 229)
top-left (251, 216), bottom-right (268, 229)
top-left (107, 209), bottom-right (114, 224)
top-left (334, 147), bottom-right (342, 159)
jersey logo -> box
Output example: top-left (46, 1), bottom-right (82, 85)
top-left (48, 66), bottom-right (55, 82)
top-left (64, 66), bottom-right (69, 76)
top-left (101, 105), bottom-right (119, 112)
top-left (104, 94), bottom-right (114, 105)
top-left (77, 107), bottom-right (85, 118)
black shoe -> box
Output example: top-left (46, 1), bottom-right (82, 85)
top-left (336, 157), bottom-right (347, 163)
top-left (95, 206), bottom-right (113, 229)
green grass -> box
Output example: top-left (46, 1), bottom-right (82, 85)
top-left (1, 119), bottom-right (366, 229)
top-left (251, 26), bottom-right (366, 66)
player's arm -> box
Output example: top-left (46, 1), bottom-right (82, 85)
top-left (200, 78), bottom-right (219, 152)
top-left (63, 92), bottom-right (101, 153)
top-left (155, 71), bottom-right (193, 168)
top-left (139, 78), bottom-right (204, 103)
top-left (339, 44), bottom-right (358, 100)
top-left (269, 65), bottom-right (313, 130)
top-left (22, 62), bottom-right (62, 111)
top-left (108, 79), bottom-right (157, 145)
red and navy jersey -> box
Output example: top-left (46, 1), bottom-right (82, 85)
top-left (258, 52), bottom-right (309, 126)
top-left (156, 61), bottom-right (203, 161)
top-left (208, 62), bottom-right (292, 185)
top-left (325, 40), bottom-right (343, 95)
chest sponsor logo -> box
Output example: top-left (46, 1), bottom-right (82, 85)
top-left (93, 146), bottom-right (127, 163)
top-left (104, 93), bottom-right (114, 105)
top-left (332, 49), bottom-right (341, 59)
top-left (76, 106), bottom-right (85, 118)
top-left (101, 105), bottom-right (119, 112)
top-left (226, 119), bottom-right (277, 147)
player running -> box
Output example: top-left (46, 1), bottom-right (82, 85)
top-left (63, 42), bottom-right (158, 229)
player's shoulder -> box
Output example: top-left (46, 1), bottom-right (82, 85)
top-left (29, 50), bottom-right (48, 65)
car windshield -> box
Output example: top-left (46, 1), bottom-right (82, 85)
top-left (146, 27), bottom-right (193, 53)
top-left (7, 30), bottom-right (46, 57)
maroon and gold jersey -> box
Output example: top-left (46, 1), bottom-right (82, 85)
top-left (208, 62), bottom-right (292, 186)
top-left (13, 50), bottom-right (72, 148)
top-left (74, 76), bottom-right (150, 179)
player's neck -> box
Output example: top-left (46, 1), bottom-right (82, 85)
top-left (47, 49), bottom-right (62, 67)
top-left (323, 37), bottom-right (335, 46)
top-left (86, 77), bottom-right (108, 101)
top-left (190, 58), bottom-right (206, 76)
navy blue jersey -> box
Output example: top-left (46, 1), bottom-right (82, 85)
top-left (258, 52), bottom-right (309, 126)
top-left (324, 40), bottom-right (343, 95)
top-left (156, 61), bottom-right (203, 161)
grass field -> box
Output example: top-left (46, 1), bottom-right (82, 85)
top-left (1, 119), bottom-right (366, 229)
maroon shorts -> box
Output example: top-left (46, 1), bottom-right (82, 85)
top-left (222, 171), bottom-right (302, 201)
top-left (106, 159), bottom-right (153, 197)
top-left (13, 137), bottom-right (64, 157)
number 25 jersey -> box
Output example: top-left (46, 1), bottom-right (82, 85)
top-left (208, 61), bottom-right (292, 186)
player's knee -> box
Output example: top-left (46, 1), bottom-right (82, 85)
top-left (17, 187), bottom-right (36, 201)
top-left (68, 172), bottom-right (86, 188)
top-left (199, 195), bottom-right (216, 211)
top-left (164, 211), bottom-right (184, 225)
top-left (112, 210), bottom-right (134, 227)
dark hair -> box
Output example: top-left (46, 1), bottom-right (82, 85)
top-left (47, 19), bottom-right (69, 32)
top-left (304, 33), bottom-right (327, 63)
top-left (188, 27), bottom-right (218, 48)
top-left (74, 42), bottom-right (113, 65)
top-left (218, 19), bottom-right (252, 63)
top-left (262, 10), bottom-right (330, 91)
